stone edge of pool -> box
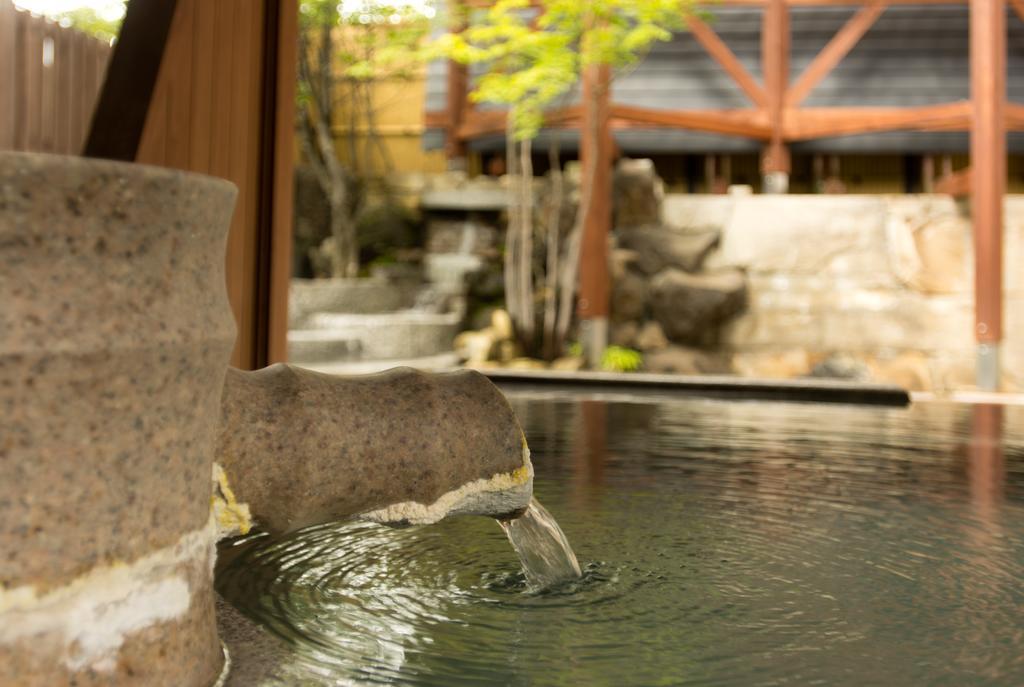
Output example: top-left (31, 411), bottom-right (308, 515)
top-left (481, 370), bottom-right (911, 407)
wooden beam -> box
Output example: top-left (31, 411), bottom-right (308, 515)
top-left (456, 106), bottom-right (581, 139)
top-left (83, 0), bottom-right (178, 160)
top-left (970, 0), bottom-right (1006, 364)
top-left (609, 104), bottom-right (772, 138)
top-left (445, 59), bottom-right (468, 159)
top-left (761, 0), bottom-right (790, 182)
top-left (1005, 101), bottom-right (1024, 128)
top-left (1010, 0), bottom-right (1024, 21)
top-left (686, 16), bottom-right (767, 107)
top-left (424, 110), bottom-right (448, 128)
top-left (785, 102), bottom-right (971, 139)
top-left (786, 1), bottom-right (888, 107)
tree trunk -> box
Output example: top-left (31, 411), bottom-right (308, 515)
top-left (518, 137), bottom-right (535, 346)
top-left (542, 140), bottom-right (562, 360)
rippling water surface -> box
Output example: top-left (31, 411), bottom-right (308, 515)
top-left (217, 396), bottom-right (1024, 686)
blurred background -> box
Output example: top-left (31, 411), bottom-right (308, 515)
top-left (3, 0), bottom-right (1020, 394)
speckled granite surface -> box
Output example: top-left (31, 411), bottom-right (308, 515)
top-left (216, 594), bottom-right (293, 686)
top-left (0, 152), bottom-right (237, 686)
top-left (216, 363), bottom-right (530, 534)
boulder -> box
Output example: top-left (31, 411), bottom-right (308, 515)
top-left (809, 354), bottom-right (871, 381)
top-left (611, 248), bottom-right (641, 280)
top-left (635, 321), bottom-right (669, 351)
top-left (644, 346), bottom-right (734, 375)
top-left (490, 309), bottom-right (515, 341)
top-left (454, 329), bottom-right (495, 364)
top-left (426, 218), bottom-right (500, 256)
top-left (356, 202), bottom-right (420, 264)
top-left (732, 350), bottom-right (812, 379)
top-left (650, 268), bottom-right (748, 346)
top-left (611, 269), bottom-right (648, 322)
top-left (613, 158), bottom-right (664, 229)
top-left (618, 226), bottom-right (720, 275)
top-left (611, 321), bottom-right (640, 348)
top-left (551, 355), bottom-right (585, 372)
top-left (506, 357), bottom-right (547, 370)
top-left (866, 352), bottom-right (932, 391)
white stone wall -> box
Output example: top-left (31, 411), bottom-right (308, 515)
top-left (662, 193), bottom-right (1024, 392)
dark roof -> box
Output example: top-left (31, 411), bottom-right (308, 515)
top-left (425, 6), bottom-right (1024, 154)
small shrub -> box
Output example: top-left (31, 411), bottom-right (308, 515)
top-left (601, 346), bottom-right (643, 373)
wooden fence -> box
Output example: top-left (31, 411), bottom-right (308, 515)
top-left (0, 0), bottom-right (111, 154)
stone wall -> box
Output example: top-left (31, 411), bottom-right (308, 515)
top-left (660, 193), bottom-right (1024, 392)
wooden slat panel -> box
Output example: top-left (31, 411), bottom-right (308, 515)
top-left (54, 27), bottom-right (72, 153)
top-left (137, 61), bottom-right (169, 161)
top-left (39, 22), bottom-right (57, 151)
top-left (0, 1), bottom-right (16, 149)
top-left (164, 0), bottom-right (194, 170)
top-left (133, 0), bottom-right (293, 369)
top-left (21, 13), bottom-right (43, 151)
top-left (188, 0), bottom-right (215, 173)
top-left (70, 32), bottom-right (88, 150)
top-left (81, 32), bottom-right (98, 151)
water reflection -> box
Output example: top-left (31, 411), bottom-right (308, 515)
top-left (218, 397), bottom-right (1024, 686)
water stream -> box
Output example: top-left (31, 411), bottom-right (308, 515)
top-left (498, 497), bottom-right (582, 589)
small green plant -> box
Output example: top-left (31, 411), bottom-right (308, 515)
top-left (601, 346), bottom-right (642, 373)
top-left (568, 341), bottom-right (583, 358)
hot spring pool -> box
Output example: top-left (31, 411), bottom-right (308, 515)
top-left (217, 394), bottom-right (1024, 686)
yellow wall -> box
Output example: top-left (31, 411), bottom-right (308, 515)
top-left (330, 73), bottom-right (446, 177)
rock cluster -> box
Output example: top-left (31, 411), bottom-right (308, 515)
top-left (610, 159), bottom-right (748, 375)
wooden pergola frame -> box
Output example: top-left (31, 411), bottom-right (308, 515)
top-left (433, 0), bottom-right (1010, 388)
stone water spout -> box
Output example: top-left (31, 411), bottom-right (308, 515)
top-left (0, 152), bottom-right (532, 687)
top-left (214, 363), bottom-right (533, 535)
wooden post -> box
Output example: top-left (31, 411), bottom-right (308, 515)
top-left (578, 63), bottom-right (612, 368)
top-left (761, 0), bottom-right (790, 193)
top-left (263, 0), bottom-right (297, 365)
top-left (445, 60), bottom-right (468, 165)
top-left (970, 0), bottom-right (1006, 390)
top-left (444, 3), bottom-right (468, 167)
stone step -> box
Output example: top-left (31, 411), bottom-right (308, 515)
top-left (289, 278), bottom-right (420, 327)
top-left (288, 310), bottom-right (461, 363)
top-left (293, 352), bottom-right (461, 376)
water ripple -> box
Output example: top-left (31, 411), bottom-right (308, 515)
top-left (217, 398), bottom-right (1024, 686)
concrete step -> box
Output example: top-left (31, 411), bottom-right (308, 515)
top-left (288, 310), bottom-right (461, 364)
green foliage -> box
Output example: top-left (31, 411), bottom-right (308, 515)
top-left (601, 345), bottom-right (643, 373)
top-left (299, 0), bottom-right (430, 83)
top-left (56, 6), bottom-right (123, 42)
top-left (429, 0), bottom-right (691, 140)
